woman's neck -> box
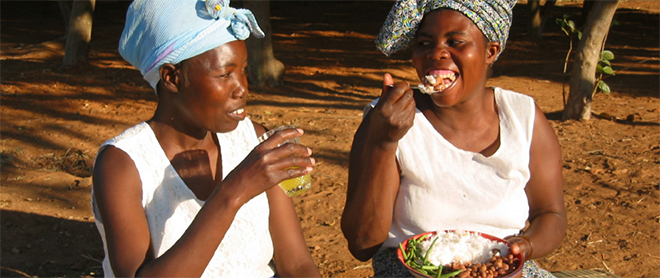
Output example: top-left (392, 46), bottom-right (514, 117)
top-left (416, 87), bottom-right (497, 131)
top-left (147, 116), bottom-right (215, 156)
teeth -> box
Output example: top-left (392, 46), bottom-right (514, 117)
top-left (233, 108), bottom-right (244, 114)
top-left (418, 73), bottom-right (456, 94)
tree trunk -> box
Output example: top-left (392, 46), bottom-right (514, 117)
top-left (57, 0), bottom-right (72, 38)
top-left (62, 0), bottom-right (96, 68)
top-left (563, 0), bottom-right (618, 120)
top-left (244, 0), bottom-right (285, 87)
top-left (527, 0), bottom-right (556, 40)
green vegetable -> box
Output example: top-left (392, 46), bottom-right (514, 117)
top-left (403, 234), bottom-right (464, 278)
top-left (423, 236), bottom-right (440, 265)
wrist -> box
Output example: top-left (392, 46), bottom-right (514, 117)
top-left (517, 235), bottom-right (534, 259)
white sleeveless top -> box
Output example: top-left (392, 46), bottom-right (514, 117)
top-left (368, 88), bottom-right (535, 248)
top-left (92, 119), bottom-right (275, 277)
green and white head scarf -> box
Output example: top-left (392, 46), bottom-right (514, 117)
top-left (375, 0), bottom-right (517, 58)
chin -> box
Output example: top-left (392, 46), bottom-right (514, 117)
top-left (214, 122), bottom-right (240, 134)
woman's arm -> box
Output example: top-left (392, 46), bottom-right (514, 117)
top-left (267, 187), bottom-right (321, 277)
top-left (94, 126), bottom-right (315, 277)
top-left (93, 146), bottom-right (156, 277)
top-left (255, 120), bottom-right (319, 277)
top-left (93, 146), bottom-right (248, 277)
top-left (508, 105), bottom-right (567, 260)
top-left (341, 74), bottom-right (416, 261)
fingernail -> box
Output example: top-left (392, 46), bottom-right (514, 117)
top-left (305, 166), bottom-right (313, 172)
top-left (296, 128), bottom-right (304, 134)
top-left (309, 157), bottom-right (316, 165)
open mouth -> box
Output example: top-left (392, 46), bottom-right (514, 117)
top-left (229, 107), bottom-right (246, 120)
top-left (418, 70), bottom-right (457, 94)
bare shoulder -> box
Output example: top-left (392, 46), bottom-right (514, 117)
top-left (93, 145), bottom-right (143, 206)
top-left (531, 104), bottom-right (560, 150)
top-left (251, 120), bottom-right (267, 138)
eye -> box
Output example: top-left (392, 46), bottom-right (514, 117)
top-left (416, 39), bottom-right (432, 47)
top-left (448, 39), bottom-right (464, 47)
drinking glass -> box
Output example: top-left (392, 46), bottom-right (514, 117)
top-left (258, 125), bottom-right (312, 197)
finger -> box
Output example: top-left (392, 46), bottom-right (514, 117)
top-left (380, 82), bottom-right (412, 107)
top-left (272, 142), bottom-right (313, 158)
top-left (507, 240), bottom-right (530, 260)
top-left (271, 156), bottom-right (315, 181)
top-left (382, 73), bottom-right (394, 96)
top-left (260, 128), bottom-right (304, 148)
top-left (388, 83), bottom-right (415, 111)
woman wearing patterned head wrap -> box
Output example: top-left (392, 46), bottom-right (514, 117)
top-left (341, 0), bottom-right (566, 277)
top-left (91, 0), bottom-right (320, 277)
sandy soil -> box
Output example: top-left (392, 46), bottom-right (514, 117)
top-left (1, 1), bottom-right (659, 277)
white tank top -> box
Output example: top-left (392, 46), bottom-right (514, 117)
top-left (369, 88), bottom-right (535, 248)
top-left (92, 119), bottom-right (275, 277)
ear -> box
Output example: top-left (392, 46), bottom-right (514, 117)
top-left (159, 63), bottom-right (180, 93)
top-left (485, 41), bottom-right (501, 64)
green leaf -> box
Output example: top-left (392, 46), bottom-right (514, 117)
top-left (577, 31), bottom-right (582, 40)
top-left (596, 64), bottom-right (604, 73)
top-left (601, 50), bottom-right (614, 60)
top-left (602, 66), bottom-right (614, 75)
top-left (598, 80), bottom-right (611, 94)
top-left (600, 60), bottom-right (611, 67)
top-left (567, 20), bottom-right (576, 31)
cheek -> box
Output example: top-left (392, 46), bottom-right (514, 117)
top-left (411, 54), bottom-right (425, 79)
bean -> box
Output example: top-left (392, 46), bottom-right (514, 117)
top-left (458, 270), bottom-right (471, 278)
top-left (494, 259), bottom-right (503, 268)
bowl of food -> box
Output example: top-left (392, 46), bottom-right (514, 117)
top-left (397, 230), bottom-right (524, 278)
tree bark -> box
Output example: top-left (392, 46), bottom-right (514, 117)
top-left (244, 0), bottom-right (285, 87)
top-left (563, 0), bottom-right (618, 120)
top-left (62, 0), bottom-right (96, 68)
top-left (57, 0), bottom-right (72, 38)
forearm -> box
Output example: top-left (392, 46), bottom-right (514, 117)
top-left (342, 137), bottom-right (400, 260)
top-left (521, 211), bottom-right (567, 259)
top-left (267, 188), bottom-right (320, 277)
top-left (134, 185), bottom-right (244, 277)
top-left (275, 262), bottom-right (320, 278)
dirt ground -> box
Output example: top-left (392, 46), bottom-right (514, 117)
top-left (1, 1), bottom-right (659, 277)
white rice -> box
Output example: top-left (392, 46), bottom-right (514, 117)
top-left (417, 230), bottom-right (510, 266)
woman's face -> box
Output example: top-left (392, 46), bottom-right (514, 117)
top-left (411, 9), bottom-right (499, 108)
top-left (175, 40), bottom-right (249, 133)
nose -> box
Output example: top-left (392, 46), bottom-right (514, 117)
top-left (428, 45), bottom-right (450, 60)
top-left (232, 77), bottom-right (248, 99)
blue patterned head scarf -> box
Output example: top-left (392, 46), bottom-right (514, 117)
top-left (119, 0), bottom-right (264, 91)
top-left (375, 0), bottom-right (517, 58)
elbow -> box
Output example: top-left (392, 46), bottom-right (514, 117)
top-left (350, 250), bottom-right (372, 262)
top-left (341, 221), bottom-right (379, 262)
top-left (347, 241), bottom-right (380, 262)
top-left (342, 228), bottom-right (382, 261)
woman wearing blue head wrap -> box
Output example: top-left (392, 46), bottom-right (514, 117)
top-left (91, 0), bottom-right (320, 277)
top-left (341, 0), bottom-right (566, 277)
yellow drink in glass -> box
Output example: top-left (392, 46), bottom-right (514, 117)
top-left (279, 170), bottom-right (311, 197)
top-left (258, 125), bottom-right (313, 197)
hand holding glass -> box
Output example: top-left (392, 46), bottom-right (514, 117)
top-left (258, 125), bottom-right (312, 197)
